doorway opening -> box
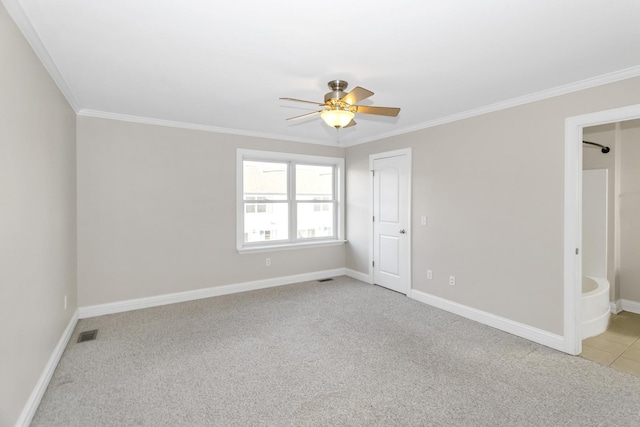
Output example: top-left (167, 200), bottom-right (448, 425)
top-left (564, 104), bottom-right (640, 355)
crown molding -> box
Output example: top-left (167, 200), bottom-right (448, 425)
top-left (52, 63), bottom-right (640, 149)
top-left (77, 109), bottom-right (337, 146)
top-left (8, 0), bottom-right (637, 151)
top-left (2, 0), bottom-right (79, 112)
top-left (79, 58), bottom-right (640, 148)
top-left (345, 65), bottom-right (640, 147)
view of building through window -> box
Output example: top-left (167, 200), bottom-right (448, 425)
top-left (295, 164), bottom-right (334, 239)
top-left (242, 160), bottom-right (335, 244)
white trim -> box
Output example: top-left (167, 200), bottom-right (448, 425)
top-left (78, 109), bottom-right (333, 146)
top-left (611, 300), bottom-right (623, 315)
top-left (563, 117), bottom-right (582, 355)
top-left (409, 289), bottom-right (566, 352)
top-left (15, 310), bottom-right (79, 427)
top-left (236, 149), bottom-right (345, 252)
top-left (564, 103), bottom-right (640, 356)
top-left (78, 268), bottom-right (347, 319)
top-left (344, 66), bottom-right (640, 147)
top-left (3, 2), bottom-right (638, 150)
top-left (369, 148), bottom-right (413, 161)
top-left (369, 148), bottom-right (412, 295)
top-left (238, 239), bottom-right (347, 254)
top-left (620, 299), bottom-right (640, 315)
top-left (74, 68), bottom-right (640, 148)
top-left (2, 0), bottom-right (79, 112)
top-left (345, 268), bottom-right (373, 284)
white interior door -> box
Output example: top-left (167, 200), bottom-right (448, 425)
top-left (372, 151), bottom-right (410, 294)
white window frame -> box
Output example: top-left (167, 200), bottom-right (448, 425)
top-left (237, 149), bottom-right (346, 253)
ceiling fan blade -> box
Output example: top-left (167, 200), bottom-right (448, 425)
top-left (340, 86), bottom-right (374, 105)
top-left (355, 105), bottom-right (400, 117)
top-left (343, 119), bottom-right (357, 128)
top-left (286, 110), bottom-right (323, 121)
top-left (280, 97), bottom-right (326, 106)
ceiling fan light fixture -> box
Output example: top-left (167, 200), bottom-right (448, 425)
top-left (320, 109), bottom-right (354, 128)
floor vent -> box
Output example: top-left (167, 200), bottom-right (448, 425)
top-left (77, 329), bottom-right (98, 343)
top-left (317, 278), bottom-right (334, 282)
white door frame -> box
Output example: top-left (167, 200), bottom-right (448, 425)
top-left (564, 103), bottom-right (640, 355)
top-left (369, 148), bottom-right (412, 294)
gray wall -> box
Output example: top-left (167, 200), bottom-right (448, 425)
top-left (620, 119), bottom-right (640, 303)
top-left (346, 77), bottom-right (640, 335)
top-left (0, 3), bottom-right (77, 426)
top-left (76, 117), bottom-right (346, 306)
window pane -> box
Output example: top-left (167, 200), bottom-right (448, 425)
top-left (296, 164), bottom-right (333, 201)
top-left (244, 161), bottom-right (288, 201)
top-left (297, 202), bottom-right (333, 239)
top-left (244, 202), bottom-right (289, 242)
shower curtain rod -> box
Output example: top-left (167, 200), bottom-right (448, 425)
top-left (583, 140), bottom-right (610, 154)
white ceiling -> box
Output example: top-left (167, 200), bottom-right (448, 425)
top-left (6, 0), bottom-right (640, 146)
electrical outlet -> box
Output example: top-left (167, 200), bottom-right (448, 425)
top-left (427, 269), bottom-right (433, 280)
top-left (421, 216), bottom-right (427, 226)
top-left (266, 257), bottom-right (271, 267)
top-left (449, 275), bottom-right (455, 286)
top-left (64, 295), bottom-right (67, 310)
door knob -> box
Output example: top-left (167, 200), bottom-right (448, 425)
top-left (399, 229), bottom-right (406, 234)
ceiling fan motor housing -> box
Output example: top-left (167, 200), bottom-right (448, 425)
top-left (324, 80), bottom-right (349, 104)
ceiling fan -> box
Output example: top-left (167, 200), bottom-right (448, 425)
top-left (280, 80), bottom-right (400, 129)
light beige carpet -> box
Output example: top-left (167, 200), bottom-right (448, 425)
top-left (33, 276), bottom-right (640, 426)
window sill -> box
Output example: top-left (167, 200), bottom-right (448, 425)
top-left (237, 239), bottom-right (347, 254)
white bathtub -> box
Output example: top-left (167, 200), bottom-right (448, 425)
top-left (581, 276), bottom-right (611, 340)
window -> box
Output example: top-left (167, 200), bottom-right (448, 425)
top-left (237, 149), bottom-right (345, 252)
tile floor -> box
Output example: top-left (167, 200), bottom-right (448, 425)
top-left (581, 310), bottom-right (640, 376)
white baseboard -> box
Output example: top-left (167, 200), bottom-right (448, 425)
top-left (78, 268), bottom-right (347, 319)
top-left (16, 310), bottom-right (79, 427)
top-left (344, 268), bottom-right (372, 284)
top-left (611, 300), bottom-right (623, 314)
top-left (409, 289), bottom-right (566, 352)
top-left (620, 299), bottom-right (640, 315)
